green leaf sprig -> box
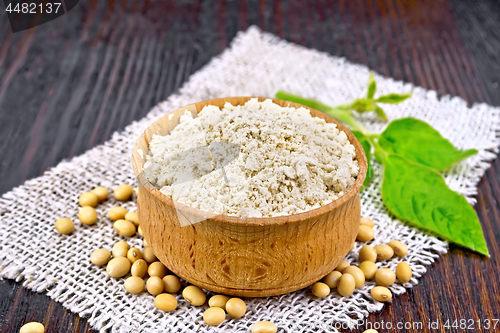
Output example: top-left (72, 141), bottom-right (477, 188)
top-left (276, 74), bottom-right (488, 255)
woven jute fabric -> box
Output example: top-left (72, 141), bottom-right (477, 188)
top-left (1, 27), bottom-right (499, 333)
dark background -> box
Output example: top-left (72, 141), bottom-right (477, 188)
top-left (0, 0), bottom-right (499, 332)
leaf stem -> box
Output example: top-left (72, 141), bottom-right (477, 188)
top-left (325, 107), bottom-right (369, 134)
top-left (275, 91), bottom-right (369, 134)
top-left (366, 135), bottom-right (388, 164)
top-left (275, 91), bottom-right (332, 112)
top-left (367, 133), bottom-right (380, 140)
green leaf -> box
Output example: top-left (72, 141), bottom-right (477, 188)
top-left (375, 93), bottom-right (412, 104)
top-left (381, 154), bottom-right (488, 255)
top-left (350, 98), bottom-right (376, 113)
top-left (374, 105), bottom-right (388, 121)
top-left (379, 118), bottom-right (478, 171)
top-left (367, 73), bottom-right (376, 99)
top-left (352, 131), bottom-right (373, 190)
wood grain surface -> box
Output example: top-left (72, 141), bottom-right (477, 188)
top-left (0, 0), bottom-right (499, 332)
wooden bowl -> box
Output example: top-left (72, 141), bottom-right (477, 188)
top-left (132, 97), bottom-right (367, 297)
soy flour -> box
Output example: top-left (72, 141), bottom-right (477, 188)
top-left (143, 99), bottom-right (359, 217)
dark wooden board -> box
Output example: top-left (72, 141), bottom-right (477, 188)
top-left (0, 0), bottom-right (499, 332)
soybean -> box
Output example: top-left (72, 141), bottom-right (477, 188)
top-left (92, 186), bottom-right (109, 202)
top-left (311, 282), bottom-right (330, 297)
top-left (359, 245), bottom-right (377, 262)
top-left (363, 330), bottom-right (379, 333)
top-left (20, 322), bottom-right (45, 333)
top-left (337, 273), bottom-right (356, 297)
top-left (138, 226), bottom-right (143, 237)
top-left (335, 260), bottom-right (350, 272)
top-left (147, 276), bottom-right (165, 296)
top-left (182, 285), bottom-right (206, 306)
top-left (125, 211), bottom-right (139, 226)
top-left (131, 259), bottom-right (148, 278)
top-left (251, 321), bottom-right (278, 333)
top-left (143, 239), bottom-right (149, 247)
top-left (323, 270), bottom-right (342, 288)
top-left (142, 247), bottom-right (157, 264)
top-left (124, 276), bottom-right (144, 294)
top-left (375, 268), bottom-right (396, 286)
top-left (55, 217), bottom-right (74, 235)
top-left (108, 206), bottom-right (128, 221)
top-left (163, 275), bottom-right (181, 294)
top-left (359, 261), bottom-right (378, 280)
top-left (148, 261), bottom-right (167, 278)
top-left (79, 191), bottom-right (98, 207)
top-left (357, 225), bottom-right (375, 242)
top-left (114, 184), bottom-right (133, 201)
top-left (374, 245), bottom-right (394, 261)
top-left (360, 217), bottom-right (375, 228)
top-left (127, 247), bottom-right (143, 263)
top-left (114, 219), bottom-right (136, 237)
top-left (78, 206), bottom-right (97, 226)
top-left (106, 257), bottom-right (131, 278)
top-left (203, 307), bottom-right (226, 326)
top-left (389, 240), bottom-right (408, 257)
top-left (226, 297), bottom-right (246, 318)
top-left (209, 295), bottom-right (229, 310)
top-left (155, 293), bottom-right (177, 312)
top-left (396, 262), bottom-right (412, 283)
top-left (371, 286), bottom-right (392, 302)
top-left (90, 249), bottom-right (111, 266)
top-left (112, 241), bottom-right (129, 258)
top-left (343, 266), bottom-right (365, 288)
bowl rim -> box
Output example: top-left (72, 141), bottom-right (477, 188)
top-left (132, 96), bottom-right (367, 226)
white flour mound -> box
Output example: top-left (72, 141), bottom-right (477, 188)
top-left (143, 98), bottom-right (359, 217)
